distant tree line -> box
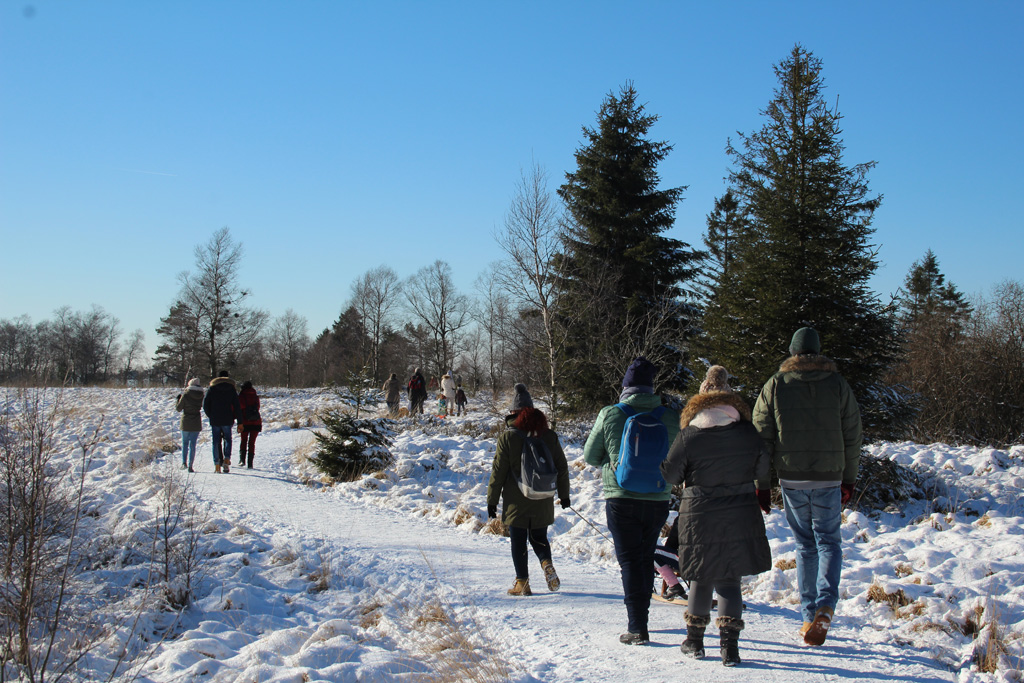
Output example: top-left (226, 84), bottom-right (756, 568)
top-left (2, 45), bottom-right (1021, 447)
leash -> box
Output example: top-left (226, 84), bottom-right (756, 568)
top-left (567, 505), bottom-right (613, 544)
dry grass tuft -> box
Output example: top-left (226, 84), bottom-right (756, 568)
top-left (480, 518), bottom-right (507, 536)
top-left (775, 558), bottom-right (797, 571)
top-left (452, 505), bottom-right (477, 527)
top-left (972, 605), bottom-right (1009, 674)
top-left (866, 582), bottom-right (911, 612)
top-left (145, 430), bottom-right (180, 455)
top-left (895, 562), bottom-right (914, 578)
top-left (359, 601), bottom-right (383, 629)
top-left (976, 514), bottom-right (993, 527)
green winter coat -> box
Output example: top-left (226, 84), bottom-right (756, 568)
top-left (175, 386), bottom-right (205, 432)
top-left (752, 354), bottom-right (862, 489)
top-left (487, 412), bottom-right (570, 529)
top-left (583, 392), bottom-right (681, 501)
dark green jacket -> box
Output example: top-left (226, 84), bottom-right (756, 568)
top-left (583, 392), bottom-right (681, 501)
top-left (175, 386), bottom-right (205, 432)
top-left (487, 412), bottom-right (570, 529)
top-left (752, 354), bottom-right (862, 488)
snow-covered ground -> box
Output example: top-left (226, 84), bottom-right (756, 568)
top-left (3, 387), bottom-right (1022, 682)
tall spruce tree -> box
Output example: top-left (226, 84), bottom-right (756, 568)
top-left (555, 83), bottom-right (702, 402)
top-left (700, 45), bottom-right (910, 439)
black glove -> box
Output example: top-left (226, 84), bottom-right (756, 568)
top-left (560, 498), bottom-right (571, 509)
top-left (756, 489), bottom-right (771, 514)
top-left (487, 504), bottom-right (497, 519)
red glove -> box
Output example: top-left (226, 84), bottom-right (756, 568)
top-left (756, 489), bottom-right (771, 514)
top-left (841, 482), bottom-right (854, 505)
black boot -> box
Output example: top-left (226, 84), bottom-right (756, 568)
top-left (717, 616), bottom-right (744, 667)
top-left (681, 612), bottom-right (709, 658)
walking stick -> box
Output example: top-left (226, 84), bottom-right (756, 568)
top-left (566, 505), bottom-right (613, 544)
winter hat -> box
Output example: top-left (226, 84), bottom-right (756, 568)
top-left (187, 377), bottom-right (201, 387)
top-left (510, 383), bottom-right (534, 411)
top-left (241, 380), bottom-right (253, 390)
top-left (218, 369), bottom-right (230, 378)
top-left (699, 365), bottom-right (732, 394)
top-left (789, 327), bottom-right (821, 356)
top-left (622, 357), bottom-right (657, 389)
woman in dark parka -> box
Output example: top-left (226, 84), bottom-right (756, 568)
top-left (660, 366), bottom-right (771, 667)
top-left (487, 383), bottom-right (571, 596)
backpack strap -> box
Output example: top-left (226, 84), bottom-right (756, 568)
top-left (615, 403), bottom-right (636, 418)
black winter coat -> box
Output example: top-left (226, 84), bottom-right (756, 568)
top-left (660, 392), bottom-right (772, 582)
top-left (203, 377), bottom-right (241, 427)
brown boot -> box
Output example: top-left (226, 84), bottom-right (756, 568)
top-left (803, 606), bottom-right (833, 646)
top-left (215, 464), bottom-right (222, 473)
top-left (507, 578), bottom-right (532, 596)
top-left (541, 559), bottom-right (560, 592)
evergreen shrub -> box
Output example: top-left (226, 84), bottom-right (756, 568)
top-left (310, 410), bottom-right (395, 482)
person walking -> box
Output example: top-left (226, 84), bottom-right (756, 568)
top-left (753, 327), bottom-right (862, 646)
top-left (237, 380), bottom-right (262, 469)
top-left (440, 372), bottom-right (457, 416)
top-left (407, 368), bottom-right (427, 415)
top-left (382, 372), bottom-right (402, 416)
top-left (583, 357), bottom-right (681, 645)
top-left (661, 365), bottom-right (772, 666)
top-left (487, 383), bottom-right (570, 596)
top-left (175, 377), bottom-right (204, 472)
top-left (455, 385), bottom-right (468, 416)
top-left (203, 370), bottom-right (241, 473)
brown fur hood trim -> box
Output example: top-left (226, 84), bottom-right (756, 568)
top-left (779, 354), bottom-right (838, 374)
top-left (513, 406), bottom-right (550, 434)
top-left (680, 391), bottom-right (751, 429)
top-left (209, 376), bottom-right (237, 389)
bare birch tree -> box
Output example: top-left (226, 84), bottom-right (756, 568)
top-left (350, 266), bottom-right (402, 382)
top-left (267, 309), bottom-right (311, 388)
top-left (176, 228), bottom-right (267, 377)
top-left (404, 261), bottom-right (469, 377)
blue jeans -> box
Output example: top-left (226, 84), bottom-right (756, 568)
top-left (782, 487), bottom-right (843, 623)
top-left (181, 431), bottom-right (199, 468)
top-left (605, 498), bottom-right (670, 634)
top-left (210, 424), bottom-right (233, 465)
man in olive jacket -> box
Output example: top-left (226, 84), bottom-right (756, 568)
top-left (583, 357), bottom-right (681, 646)
top-left (752, 327), bottom-right (862, 647)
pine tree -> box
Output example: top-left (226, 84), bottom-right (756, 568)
top-left (555, 83), bottom-right (702, 402)
top-left (310, 410), bottom-right (395, 482)
top-left (700, 45), bottom-right (910, 439)
top-left (900, 249), bottom-right (971, 327)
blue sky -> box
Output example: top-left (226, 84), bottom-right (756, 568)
top-left (2, 1), bottom-right (1022, 349)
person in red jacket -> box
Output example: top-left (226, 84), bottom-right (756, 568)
top-left (237, 381), bottom-right (263, 469)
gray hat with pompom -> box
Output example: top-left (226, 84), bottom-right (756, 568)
top-left (510, 383), bottom-right (534, 411)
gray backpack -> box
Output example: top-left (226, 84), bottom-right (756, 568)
top-left (508, 428), bottom-right (558, 500)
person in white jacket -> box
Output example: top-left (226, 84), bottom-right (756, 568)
top-left (440, 373), bottom-right (457, 416)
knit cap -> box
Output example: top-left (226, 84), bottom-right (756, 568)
top-left (621, 357), bottom-right (657, 388)
top-left (699, 365), bottom-right (732, 394)
top-left (789, 327), bottom-right (821, 356)
top-left (510, 383), bottom-right (534, 411)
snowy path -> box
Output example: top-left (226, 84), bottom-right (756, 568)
top-left (188, 428), bottom-right (952, 682)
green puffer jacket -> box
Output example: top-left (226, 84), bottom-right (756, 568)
top-left (175, 386), bottom-right (205, 432)
top-left (752, 354), bottom-right (862, 488)
top-left (583, 392), bottom-right (681, 501)
top-left (487, 410), bottom-right (570, 529)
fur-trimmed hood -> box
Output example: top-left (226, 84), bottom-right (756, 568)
top-left (209, 376), bottom-right (237, 389)
top-left (779, 354), bottom-right (838, 374)
top-left (680, 391), bottom-right (751, 429)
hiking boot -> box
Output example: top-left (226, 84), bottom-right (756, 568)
top-left (215, 464), bottom-right (222, 473)
top-left (181, 462), bottom-right (188, 470)
top-left (619, 631), bottom-right (649, 646)
top-left (664, 582), bottom-right (688, 601)
top-left (507, 578), bottom-right (532, 596)
top-left (800, 621), bottom-right (813, 636)
top-left (717, 616), bottom-right (744, 667)
top-left (541, 559), bottom-right (560, 592)
top-left (803, 606), bottom-right (833, 646)
top-left (223, 462), bottom-right (230, 473)
top-left (188, 466), bottom-right (194, 473)
top-left (681, 613), bottom-right (709, 658)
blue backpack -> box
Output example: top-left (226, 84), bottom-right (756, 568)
top-left (613, 403), bottom-right (670, 493)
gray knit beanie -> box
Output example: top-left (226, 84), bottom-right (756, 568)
top-left (510, 383), bottom-right (534, 411)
